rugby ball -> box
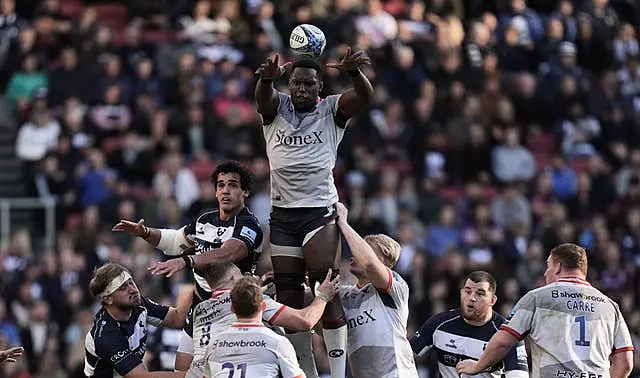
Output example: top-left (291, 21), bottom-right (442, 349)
top-left (289, 24), bottom-right (326, 58)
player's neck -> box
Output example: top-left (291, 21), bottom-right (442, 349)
top-left (219, 206), bottom-right (243, 221)
top-left (106, 306), bottom-right (133, 322)
top-left (211, 279), bottom-right (234, 292)
top-left (235, 313), bottom-right (263, 324)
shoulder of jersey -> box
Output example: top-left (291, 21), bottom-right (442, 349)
top-left (432, 308), bottom-right (462, 326)
top-left (196, 208), bottom-right (220, 223)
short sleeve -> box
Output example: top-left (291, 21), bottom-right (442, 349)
top-left (409, 315), bottom-right (439, 357)
top-left (323, 94), bottom-right (350, 128)
top-left (183, 218), bottom-right (197, 241)
top-left (262, 92), bottom-right (291, 127)
top-left (501, 292), bottom-right (536, 340)
top-left (384, 269), bottom-right (409, 306)
top-left (612, 303), bottom-right (634, 354)
top-left (94, 324), bottom-right (142, 376)
top-left (276, 336), bottom-right (305, 378)
top-left (141, 296), bottom-right (170, 326)
top-left (262, 296), bottom-right (286, 325)
top-left (232, 215), bottom-right (263, 252)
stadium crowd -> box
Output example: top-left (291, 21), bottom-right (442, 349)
top-left (1, 0), bottom-right (640, 376)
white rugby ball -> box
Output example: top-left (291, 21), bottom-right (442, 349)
top-left (289, 24), bottom-right (326, 58)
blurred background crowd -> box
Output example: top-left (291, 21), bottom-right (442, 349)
top-left (0, 0), bottom-right (639, 376)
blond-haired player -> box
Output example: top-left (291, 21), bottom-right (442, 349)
top-left (203, 276), bottom-right (304, 378)
top-left (334, 202), bottom-right (419, 378)
top-left (457, 243), bottom-right (634, 378)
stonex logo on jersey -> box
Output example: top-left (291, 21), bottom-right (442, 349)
top-left (347, 309), bottom-right (376, 329)
top-left (274, 129), bottom-right (324, 146)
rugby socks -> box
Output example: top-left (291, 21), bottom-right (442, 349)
top-left (286, 331), bottom-right (320, 378)
top-left (323, 325), bottom-right (347, 378)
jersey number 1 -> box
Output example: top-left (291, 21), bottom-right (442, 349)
top-left (574, 315), bottom-right (590, 347)
top-left (221, 362), bottom-right (247, 378)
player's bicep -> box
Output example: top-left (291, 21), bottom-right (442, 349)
top-left (232, 219), bottom-right (263, 251)
top-left (259, 92), bottom-right (285, 126)
top-left (141, 296), bottom-right (170, 326)
top-left (336, 90), bottom-right (363, 121)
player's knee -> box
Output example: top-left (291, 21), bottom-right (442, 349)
top-left (274, 272), bottom-right (306, 307)
top-left (308, 268), bottom-right (339, 293)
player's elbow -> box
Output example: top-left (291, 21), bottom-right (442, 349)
top-left (292, 313), bottom-right (315, 331)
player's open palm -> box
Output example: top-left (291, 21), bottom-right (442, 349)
top-left (112, 218), bottom-right (146, 237)
top-left (148, 257), bottom-right (186, 278)
top-left (315, 268), bottom-right (340, 302)
top-left (326, 47), bottom-right (370, 72)
top-left (255, 55), bottom-right (291, 80)
top-left (0, 346), bottom-right (23, 363)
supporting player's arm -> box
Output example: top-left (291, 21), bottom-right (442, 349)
top-left (160, 285), bottom-right (194, 329)
top-left (270, 270), bottom-right (340, 331)
top-left (112, 219), bottom-right (194, 255)
top-left (335, 203), bottom-right (391, 290)
top-left (327, 47), bottom-right (374, 118)
top-left (456, 330), bottom-right (519, 375)
top-left (124, 365), bottom-right (186, 378)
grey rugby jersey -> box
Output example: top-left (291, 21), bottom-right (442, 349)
top-left (262, 93), bottom-right (348, 208)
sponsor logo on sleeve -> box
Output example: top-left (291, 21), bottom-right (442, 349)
top-left (240, 226), bottom-right (257, 244)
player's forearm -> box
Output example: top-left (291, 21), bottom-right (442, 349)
top-left (336, 218), bottom-right (378, 266)
top-left (140, 227), bottom-right (161, 247)
top-left (163, 287), bottom-right (194, 329)
top-left (296, 297), bottom-right (329, 330)
top-left (348, 69), bottom-right (373, 105)
top-left (192, 245), bottom-right (247, 270)
top-left (475, 331), bottom-right (517, 372)
top-left (610, 351), bottom-right (633, 378)
top-left (255, 79), bottom-right (277, 113)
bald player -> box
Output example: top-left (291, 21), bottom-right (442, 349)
top-left (457, 243), bottom-right (634, 378)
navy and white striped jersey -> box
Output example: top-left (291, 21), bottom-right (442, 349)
top-left (84, 296), bottom-right (169, 377)
top-left (183, 207), bottom-right (263, 300)
top-left (410, 309), bottom-right (528, 378)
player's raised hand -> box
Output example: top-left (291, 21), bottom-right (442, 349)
top-left (456, 359), bottom-right (480, 376)
top-left (326, 47), bottom-right (370, 72)
top-left (148, 257), bottom-right (186, 278)
top-left (315, 268), bottom-right (340, 302)
top-left (112, 218), bottom-right (146, 237)
top-left (0, 346), bottom-right (24, 363)
top-left (255, 55), bottom-right (292, 80)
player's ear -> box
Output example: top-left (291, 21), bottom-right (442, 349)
top-left (261, 301), bottom-right (267, 311)
top-left (490, 294), bottom-right (497, 306)
top-left (242, 190), bottom-right (249, 201)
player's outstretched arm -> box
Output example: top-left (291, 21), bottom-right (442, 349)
top-left (124, 364), bottom-right (186, 378)
top-left (112, 219), bottom-right (194, 255)
top-left (456, 330), bottom-right (519, 375)
top-left (327, 47), bottom-right (373, 118)
top-left (271, 269), bottom-right (340, 331)
top-left (255, 55), bottom-right (290, 124)
top-left (160, 285), bottom-right (194, 329)
top-left (335, 202), bottom-right (390, 290)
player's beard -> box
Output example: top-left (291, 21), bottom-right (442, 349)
top-left (462, 304), bottom-right (485, 322)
